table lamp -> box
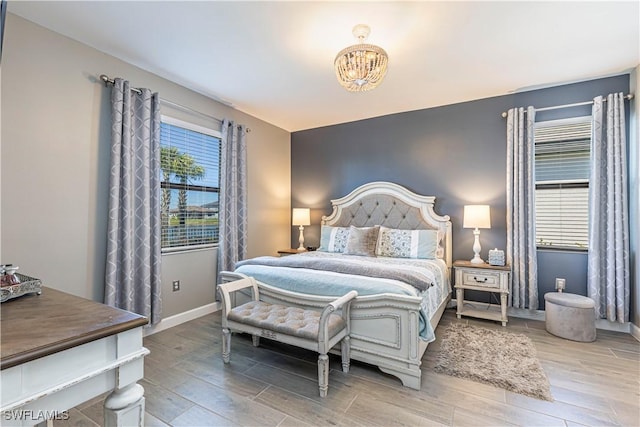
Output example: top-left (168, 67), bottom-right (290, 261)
top-left (292, 208), bottom-right (311, 250)
top-left (463, 205), bottom-right (491, 264)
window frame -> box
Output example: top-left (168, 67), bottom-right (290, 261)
top-left (160, 115), bottom-right (222, 253)
top-left (534, 115), bottom-right (592, 252)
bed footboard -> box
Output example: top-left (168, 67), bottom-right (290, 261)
top-left (348, 294), bottom-right (425, 389)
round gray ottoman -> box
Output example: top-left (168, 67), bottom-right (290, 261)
top-left (544, 292), bottom-right (596, 342)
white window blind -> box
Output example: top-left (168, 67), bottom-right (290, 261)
top-left (534, 117), bottom-right (592, 250)
top-left (160, 117), bottom-right (221, 250)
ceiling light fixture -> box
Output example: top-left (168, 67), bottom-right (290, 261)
top-left (334, 24), bottom-right (388, 92)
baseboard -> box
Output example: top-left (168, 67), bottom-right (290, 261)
top-left (507, 306), bottom-right (546, 321)
top-left (455, 300), bottom-right (637, 336)
top-left (595, 319), bottom-right (631, 333)
top-left (630, 322), bottom-right (640, 342)
top-left (144, 302), bottom-right (221, 336)
top-left (151, 300), bottom-right (638, 339)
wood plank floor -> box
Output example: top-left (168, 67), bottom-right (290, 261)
top-left (57, 309), bottom-right (639, 426)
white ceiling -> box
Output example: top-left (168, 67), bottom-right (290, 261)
top-left (8, 1), bottom-right (640, 132)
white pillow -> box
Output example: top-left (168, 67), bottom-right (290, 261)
top-left (318, 225), bottom-right (350, 253)
top-left (376, 226), bottom-right (440, 259)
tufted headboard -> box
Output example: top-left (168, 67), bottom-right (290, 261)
top-left (321, 181), bottom-right (452, 268)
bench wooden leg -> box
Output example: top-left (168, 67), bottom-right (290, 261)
top-left (252, 335), bottom-right (260, 347)
top-left (317, 354), bottom-right (329, 398)
top-left (341, 336), bottom-right (351, 373)
top-left (222, 328), bottom-right (231, 363)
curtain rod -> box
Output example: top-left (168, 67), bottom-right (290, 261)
top-left (500, 93), bottom-right (634, 118)
top-left (99, 74), bottom-right (250, 132)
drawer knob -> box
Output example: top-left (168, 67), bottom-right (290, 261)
top-left (474, 276), bottom-right (488, 283)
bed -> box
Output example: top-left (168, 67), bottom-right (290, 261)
top-left (220, 181), bottom-right (452, 389)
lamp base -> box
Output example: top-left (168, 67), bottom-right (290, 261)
top-left (470, 228), bottom-right (484, 264)
top-left (297, 225), bottom-right (305, 251)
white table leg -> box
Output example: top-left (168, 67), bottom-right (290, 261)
top-left (456, 288), bottom-right (463, 319)
top-left (501, 293), bottom-right (508, 326)
top-left (222, 327), bottom-right (231, 363)
top-left (318, 354), bottom-right (329, 398)
top-left (104, 383), bottom-right (145, 427)
top-left (341, 335), bottom-right (351, 373)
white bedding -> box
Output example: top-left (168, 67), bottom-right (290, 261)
top-left (298, 251), bottom-right (451, 311)
top-left (234, 251), bottom-right (451, 342)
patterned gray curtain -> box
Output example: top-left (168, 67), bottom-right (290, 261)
top-left (218, 119), bottom-right (248, 275)
top-left (105, 78), bottom-right (162, 324)
top-left (588, 93), bottom-right (629, 322)
top-left (506, 106), bottom-right (538, 309)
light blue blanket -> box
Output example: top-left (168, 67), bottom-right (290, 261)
top-left (234, 260), bottom-right (435, 341)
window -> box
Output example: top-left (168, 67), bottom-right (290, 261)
top-left (534, 116), bottom-right (592, 250)
top-left (160, 117), bottom-right (221, 250)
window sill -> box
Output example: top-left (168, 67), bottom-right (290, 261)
top-left (162, 244), bottom-right (218, 255)
top-left (536, 246), bottom-right (587, 254)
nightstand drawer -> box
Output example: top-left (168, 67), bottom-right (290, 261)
top-left (461, 270), bottom-right (501, 289)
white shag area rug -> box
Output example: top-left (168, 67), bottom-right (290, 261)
top-left (434, 323), bottom-right (553, 401)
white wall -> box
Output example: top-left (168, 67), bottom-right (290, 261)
top-left (1, 14), bottom-right (291, 316)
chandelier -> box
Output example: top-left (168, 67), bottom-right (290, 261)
top-left (334, 24), bottom-right (388, 92)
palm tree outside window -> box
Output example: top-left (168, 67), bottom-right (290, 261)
top-left (160, 117), bottom-right (221, 250)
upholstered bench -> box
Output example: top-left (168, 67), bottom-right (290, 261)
top-left (544, 292), bottom-right (596, 342)
top-left (217, 277), bottom-right (357, 397)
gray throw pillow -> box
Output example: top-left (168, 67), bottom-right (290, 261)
top-left (344, 225), bottom-right (380, 256)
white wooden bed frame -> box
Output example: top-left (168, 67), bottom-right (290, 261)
top-left (221, 181), bottom-right (452, 389)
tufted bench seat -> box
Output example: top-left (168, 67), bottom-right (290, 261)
top-left (218, 277), bottom-right (357, 397)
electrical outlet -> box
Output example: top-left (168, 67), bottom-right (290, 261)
top-left (172, 280), bottom-right (180, 292)
top-left (555, 278), bottom-right (566, 292)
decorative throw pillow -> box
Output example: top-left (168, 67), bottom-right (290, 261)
top-left (435, 230), bottom-right (445, 259)
top-left (376, 226), bottom-right (440, 259)
top-left (344, 225), bottom-right (380, 256)
top-left (318, 225), bottom-right (350, 253)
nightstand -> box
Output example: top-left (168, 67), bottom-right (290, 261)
top-left (277, 248), bottom-right (307, 256)
top-left (453, 260), bottom-right (511, 326)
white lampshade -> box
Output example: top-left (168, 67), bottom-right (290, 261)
top-left (292, 208), bottom-right (311, 226)
top-left (463, 205), bottom-right (491, 229)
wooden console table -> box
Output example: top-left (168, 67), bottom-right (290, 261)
top-left (1, 287), bottom-right (149, 426)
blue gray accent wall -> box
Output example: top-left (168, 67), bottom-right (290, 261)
top-left (291, 75), bottom-right (631, 310)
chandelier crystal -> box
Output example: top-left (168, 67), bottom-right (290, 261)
top-left (334, 24), bottom-right (388, 92)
